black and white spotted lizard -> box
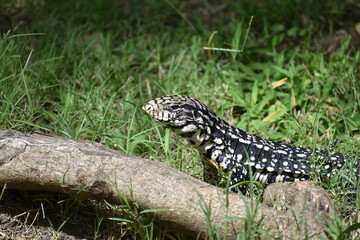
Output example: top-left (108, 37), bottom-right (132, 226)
top-left (143, 95), bottom-right (357, 192)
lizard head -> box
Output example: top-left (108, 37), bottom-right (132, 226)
top-left (142, 95), bottom-right (215, 131)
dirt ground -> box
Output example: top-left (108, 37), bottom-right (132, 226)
top-left (0, 189), bottom-right (125, 240)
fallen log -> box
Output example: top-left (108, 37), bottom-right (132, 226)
top-left (0, 129), bottom-right (336, 239)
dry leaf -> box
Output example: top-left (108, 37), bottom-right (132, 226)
top-left (271, 77), bottom-right (288, 89)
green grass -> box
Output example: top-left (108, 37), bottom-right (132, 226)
top-left (1, 0), bottom-right (360, 239)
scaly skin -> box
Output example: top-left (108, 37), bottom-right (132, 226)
top-left (143, 95), bottom-right (353, 191)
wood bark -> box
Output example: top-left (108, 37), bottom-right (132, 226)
top-left (0, 129), bottom-right (334, 239)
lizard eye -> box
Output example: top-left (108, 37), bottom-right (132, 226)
top-left (169, 105), bottom-right (180, 110)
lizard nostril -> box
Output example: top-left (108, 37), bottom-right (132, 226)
top-left (142, 104), bottom-right (152, 112)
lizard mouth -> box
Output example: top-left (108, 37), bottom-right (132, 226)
top-left (142, 103), bottom-right (176, 124)
top-left (143, 103), bottom-right (187, 127)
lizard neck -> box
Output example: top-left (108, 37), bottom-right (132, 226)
top-left (170, 109), bottom-right (224, 150)
top-left (172, 115), bottom-right (244, 166)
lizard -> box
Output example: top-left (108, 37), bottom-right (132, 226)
top-left (142, 95), bottom-right (357, 192)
